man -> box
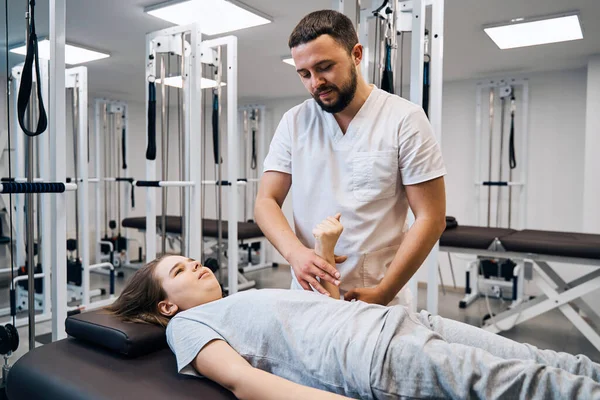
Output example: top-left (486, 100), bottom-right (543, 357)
top-left (255, 10), bottom-right (446, 306)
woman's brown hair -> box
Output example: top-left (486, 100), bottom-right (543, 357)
top-left (105, 255), bottom-right (171, 327)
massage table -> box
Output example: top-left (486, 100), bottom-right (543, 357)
top-left (440, 220), bottom-right (600, 352)
top-left (122, 216), bottom-right (273, 291)
top-left (6, 310), bottom-right (236, 400)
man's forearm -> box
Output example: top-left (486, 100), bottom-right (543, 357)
top-left (378, 217), bottom-right (446, 304)
top-left (255, 198), bottom-right (304, 261)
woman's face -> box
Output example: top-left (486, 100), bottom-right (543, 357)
top-left (155, 255), bottom-right (222, 315)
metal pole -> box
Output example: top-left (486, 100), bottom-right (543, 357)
top-left (487, 87), bottom-right (494, 227)
top-left (108, 113), bottom-right (113, 231)
top-left (72, 87), bottom-right (80, 259)
top-left (508, 94), bottom-right (516, 228)
top-left (497, 96), bottom-right (506, 228)
top-left (355, 0), bottom-right (361, 36)
top-left (243, 110), bottom-right (248, 222)
top-left (215, 46), bottom-right (223, 277)
top-left (372, 14), bottom-right (380, 85)
top-left (103, 104), bottom-right (108, 236)
top-left (160, 54), bottom-right (167, 256)
top-left (179, 34), bottom-right (187, 255)
top-left (226, 37), bottom-right (239, 295)
top-left (116, 111), bottom-right (122, 237)
top-left (253, 108), bottom-right (260, 207)
top-left (50, 0), bottom-right (68, 340)
top-left (26, 84), bottom-right (36, 351)
top-left (389, 0), bottom-right (398, 90)
top-left (188, 24), bottom-right (202, 263)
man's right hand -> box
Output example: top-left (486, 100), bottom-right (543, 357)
top-left (288, 245), bottom-right (342, 296)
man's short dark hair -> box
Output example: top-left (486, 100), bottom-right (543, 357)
top-left (288, 10), bottom-right (358, 54)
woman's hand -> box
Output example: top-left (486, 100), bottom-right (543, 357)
top-left (313, 213), bottom-right (344, 253)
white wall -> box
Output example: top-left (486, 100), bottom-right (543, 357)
top-left (583, 56), bottom-right (600, 234)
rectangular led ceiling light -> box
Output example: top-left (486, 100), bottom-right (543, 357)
top-left (282, 57), bottom-right (295, 67)
top-left (484, 13), bottom-right (583, 50)
top-left (10, 39), bottom-right (110, 64)
top-left (145, 0), bottom-right (272, 36)
top-left (156, 76), bottom-right (227, 89)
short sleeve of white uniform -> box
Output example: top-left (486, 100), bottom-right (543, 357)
top-left (398, 108), bottom-right (446, 185)
top-left (263, 112), bottom-right (292, 175)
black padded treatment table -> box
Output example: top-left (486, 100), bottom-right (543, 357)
top-left (6, 310), bottom-right (236, 400)
top-left (440, 217), bottom-right (600, 353)
top-left (122, 216), bottom-right (264, 240)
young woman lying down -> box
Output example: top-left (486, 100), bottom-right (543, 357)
top-left (106, 215), bottom-right (600, 400)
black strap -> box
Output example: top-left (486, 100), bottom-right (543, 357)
top-left (130, 182), bottom-right (135, 208)
top-left (509, 93), bottom-right (517, 169)
top-left (146, 81), bottom-right (156, 160)
top-left (422, 59), bottom-right (430, 117)
top-left (121, 123), bottom-right (127, 169)
top-left (212, 92), bottom-right (221, 164)
top-left (251, 128), bottom-right (257, 170)
top-left (115, 177), bottom-right (135, 207)
top-left (372, 0), bottom-right (389, 16)
top-left (17, 0), bottom-right (47, 137)
top-left (380, 44), bottom-right (394, 94)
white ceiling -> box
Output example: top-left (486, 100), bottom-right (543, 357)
top-left (1, 0), bottom-right (599, 104)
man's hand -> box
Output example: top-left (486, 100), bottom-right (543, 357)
top-left (288, 246), bottom-right (343, 296)
top-left (343, 286), bottom-right (390, 306)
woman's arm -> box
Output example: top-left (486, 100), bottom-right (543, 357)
top-left (193, 339), bottom-right (353, 400)
top-left (315, 241), bottom-right (340, 300)
top-left (313, 214), bottom-right (344, 300)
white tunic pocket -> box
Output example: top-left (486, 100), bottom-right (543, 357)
top-left (351, 150), bottom-right (398, 202)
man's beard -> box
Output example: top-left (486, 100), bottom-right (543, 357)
top-left (313, 65), bottom-right (358, 114)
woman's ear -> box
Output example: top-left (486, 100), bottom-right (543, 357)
top-left (158, 299), bottom-right (179, 317)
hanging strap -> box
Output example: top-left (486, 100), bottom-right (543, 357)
top-left (146, 80), bottom-right (156, 160)
top-left (17, 0), bottom-right (47, 137)
top-left (381, 44), bottom-right (394, 94)
top-left (250, 128), bottom-right (257, 170)
top-left (121, 123), bottom-right (127, 169)
top-left (509, 93), bottom-right (517, 169)
top-left (372, 0), bottom-right (389, 16)
top-left (212, 92), bottom-right (221, 164)
top-left (423, 59), bottom-right (430, 117)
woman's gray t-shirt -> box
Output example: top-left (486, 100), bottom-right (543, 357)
top-left (166, 288), bottom-right (396, 399)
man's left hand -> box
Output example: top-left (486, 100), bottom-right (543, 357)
top-left (343, 287), bottom-right (390, 306)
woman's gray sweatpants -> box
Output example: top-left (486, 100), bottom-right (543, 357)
top-left (369, 309), bottom-right (600, 399)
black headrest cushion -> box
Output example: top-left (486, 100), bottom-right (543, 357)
top-left (65, 309), bottom-right (167, 358)
top-left (445, 216), bottom-right (458, 230)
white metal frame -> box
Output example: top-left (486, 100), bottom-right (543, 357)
top-left (200, 35), bottom-right (245, 294)
top-left (143, 29), bottom-right (252, 293)
top-left (441, 245), bottom-right (600, 352)
top-left (474, 78), bottom-right (529, 229)
top-left (2, 65), bottom-right (116, 328)
top-left (145, 24), bottom-right (202, 263)
top-left (93, 98), bottom-right (133, 267)
top-left (237, 104), bottom-right (271, 274)
top-left (366, 0), bottom-right (444, 314)
top-left (353, 0), bottom-right (444, 313)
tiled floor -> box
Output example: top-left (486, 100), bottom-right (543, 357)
top-left (3, 261), bottom-right (600, 368)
